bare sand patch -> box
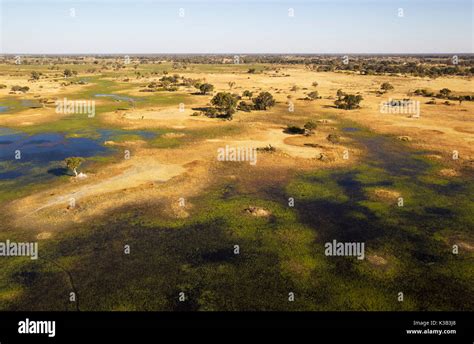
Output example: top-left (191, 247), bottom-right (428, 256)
top-left (244, 206), bottom-right (272, 217)
top-left (36, 232), bottom-right (53, 240)
top-left (367, 255), bottom-right (388, 266)
top-left (369, 188), bottom-right (401, 202)
top-left (439, 168), bottom-right (460, 177)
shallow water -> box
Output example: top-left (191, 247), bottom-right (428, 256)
top-left (94, 94), bottom-right (136, 102)
top-left (0, 128), bottom-right (158, 181)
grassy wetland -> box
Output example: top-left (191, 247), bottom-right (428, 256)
top-left (0, 55), bottom-right (473, 311)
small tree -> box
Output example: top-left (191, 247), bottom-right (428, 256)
top-left (199, 83), bottom-right (214, 95)
top-left (439, 88), bottom-right (452, 98)
top-left (211, 92), bottom-right (238, 118)
top-left (380, 82), bottom-right (394, 93)
top-left (242, 90), bottom-right (253, 99)
top-left (65, 157), bottom-right (85, 177)
top-left (253, 92), bottom-right (275, 110)
top-left (31, 71), bottom-right (41, 81)
top-left (63, 69), bottom-right (73, 78)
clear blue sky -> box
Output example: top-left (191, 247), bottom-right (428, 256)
top-left (0, 0), bottom-right (472, 54)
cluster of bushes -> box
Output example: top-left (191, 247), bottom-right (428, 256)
top-left (334, 89), bottom-right (363, 109)
top-left (203, 91), bottom-right (276, 120)
top-left (413, 88), bottom-right (473, 103)
top-left (11, 85), bottom-right (30, 93)
top-left (63, 69), bottom-right (78, 78)
top-left (284, 121), bottom-right (317, 135)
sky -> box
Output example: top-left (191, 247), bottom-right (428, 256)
top-left (0, 0), bottom-right (472, 54)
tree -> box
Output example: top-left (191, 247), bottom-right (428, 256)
top-left (253, 92), bottom-right (276, 110)
top-left (211, 92), bottom-right (238, 118)
top-left (307, 91), bottom-right (319, 100)
top-left (31, 71), bottom-right (41, 81)
top-left (199, 83), bottom-right (214, 95)
top-left (439, 88), bottom-right (452, 98)
top-left (65, 157), bottom-right (84, 177)
top-left (63, 69), bottom-right (73, 78)
top-left (242, 90), bottom-right (253, 99)
top-left (380, 82), bottom-right (394, 92)
top-left (334, 93), bottom-right (363, 110)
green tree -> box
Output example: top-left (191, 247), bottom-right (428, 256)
top-left (65, 157), bottom-right (85, 177)
top-left (199, 83), bottom-right (214, 95)
top-left (211, 92), bottom-right (238, 118)
top-left (439, 88), bottom-right (452, 98)
top-left (380, 82), bottom-right (394, 92)
top-left (242, 90), bottom-right (253, 99)
top-left (252, 92), bottom-right (276, 110)
top-left (63, 69), bottom-right (73, 78)
top-left (335, 94), bottom-right (363, 110)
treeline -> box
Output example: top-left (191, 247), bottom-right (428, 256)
top-left (2, 55), bottom-right (473, 77)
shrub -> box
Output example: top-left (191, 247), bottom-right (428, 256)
top-left (380, 82), bottom-right (394, 92)
top-left (304, 121), bottom-right (317, 130)
top-left (307, 91), bottom-right (319, 100)
top-left (199, 83), bottom-right (214, 95)
top-left (253, 92), bottom-right (275, 110)
top-left (327, 134), bottom-right (340, 144)
top-left (237, 101), bottom-right (253, 112)
top-left (334, 91), bottom-right (363, 109)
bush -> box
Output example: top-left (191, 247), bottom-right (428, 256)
top-left (380, 82), bottom-right (394, 92)
top-left (211, 92), bottom-right (238, 117)
top-left (253, 92), bottom-right (275, 110)
top-left (334, 91), bottom-right (363, 110)
top-left (204, 107), bottom-right (218, 118)
top-left (237, 101), bottom-right (253, 112)
top-left (199, 83), bottom-right (214, 95)
top-left (327, 134), bottom-right (340, 144)
top-left (304, 121), bottom-right (317, 130)
top-left (307, 91), bottom-right (319, 100)
top-left (11, 85), bottom-right (29, 93)
top-left (242, 90), bottom-right (253, 99)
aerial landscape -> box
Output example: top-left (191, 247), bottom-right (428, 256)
top-left (0, 0), bottom-right (472, 313)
